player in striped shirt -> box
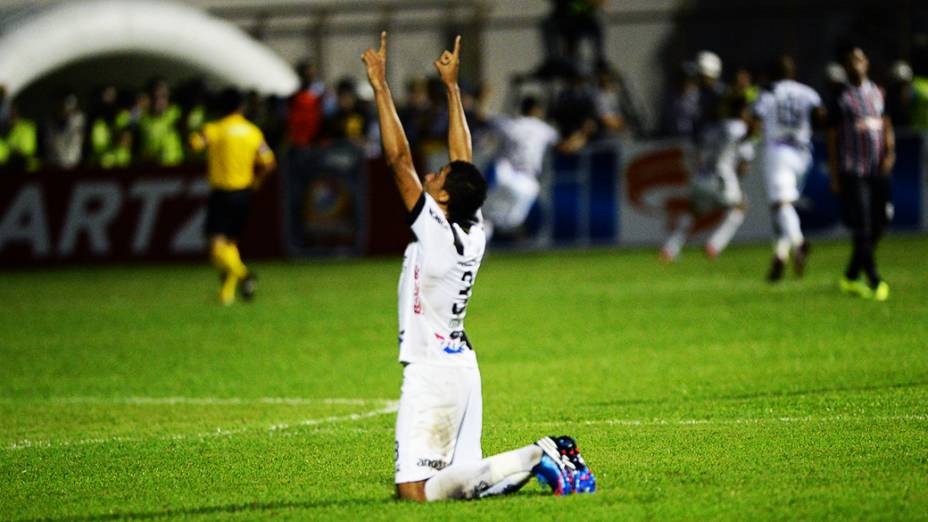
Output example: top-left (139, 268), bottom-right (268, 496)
top-left (826, 45), bottom-right (895, 301)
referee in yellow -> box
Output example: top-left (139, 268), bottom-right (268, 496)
top-left (190, 88), bottom-right (276, 305)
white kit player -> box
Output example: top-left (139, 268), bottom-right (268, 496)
top-left (483, 96), bottom-right (559, 239)
top-left (362, 32), bottom-right (595, 502)
top-left (753, 55), bottom-right (825, 281)
top-left (660, 95), bottom-right (754, 261)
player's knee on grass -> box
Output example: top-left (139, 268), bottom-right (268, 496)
top-left (396, 480), bottom-right (427, 502)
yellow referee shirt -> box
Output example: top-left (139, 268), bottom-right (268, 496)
top-left (193, 113), bottom-right (275, 191)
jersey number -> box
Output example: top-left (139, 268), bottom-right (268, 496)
top-left (451, 271), bottom-right (473, 316)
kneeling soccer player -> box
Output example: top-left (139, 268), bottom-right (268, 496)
top-left (362, 32), bottom-right (596, 501)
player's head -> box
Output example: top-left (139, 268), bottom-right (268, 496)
top-left (218, 87), bottom-right (244, 115)
top-left (838, 43), bottom-right (869, 83)
top-left (424, 161), bottom-right (487, 227)
top-left (696, 50), bottom-right (722, 83)
top-left (520, 96), bottom-right (544, 118)
top-left (772, 54), bottom-right (796, 81)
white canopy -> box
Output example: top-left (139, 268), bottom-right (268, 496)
top-left (0, 0), bottom-right (299, 97)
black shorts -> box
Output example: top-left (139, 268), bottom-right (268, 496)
top-left (838, 174), bottom-right (890, 235)
top-left (205, 189), bottom-right (253, 239)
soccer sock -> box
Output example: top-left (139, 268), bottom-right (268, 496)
top-left (707, 208), bottom-right (745, 255)
top-left (661, 214), bottom-right (692, 259)
top-left (423, 444), bottom-right (542, 501)
top-left (776, 204), bottom-right (804, 248)
top-left (855, 235), bottom-right (881, 287)
top-left (215, 242), bottom-right (247, 279)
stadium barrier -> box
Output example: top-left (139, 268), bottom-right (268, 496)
top-left (0, 166), bottom-right (284, 267)
top-left (1, 134), bottom-right (925, 265)
top-left (508, 132), bottom-right (925, 248)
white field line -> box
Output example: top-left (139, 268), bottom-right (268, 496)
top-left (5, 396), bottom-right (926, 451)
top-left (534, 414), bottom-right (928, 427)
top-left (4, 397), bottom-right (398, 451)
top-left (0, 396), bottom-right (393, 406)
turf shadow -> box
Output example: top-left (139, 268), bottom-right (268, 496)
top-left (18, 497), bottom-right (394, 522)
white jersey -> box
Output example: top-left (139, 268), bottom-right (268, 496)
top-left (695, 119), bottom-right (751, 179)
top-left (398, 193), bottom-right (486, 368)
top-left (495, 116), bottom-right (559, 175)
top-left (754, 80), bottom-right (822, 148)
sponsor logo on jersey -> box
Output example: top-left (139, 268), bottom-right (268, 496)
top-left (428, 207), bottom-right (447, 228)
top-left (417, 458), bottom-right (447, 470)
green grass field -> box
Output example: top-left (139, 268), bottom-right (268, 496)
top-left (2, 236), bottom-right (927, 521)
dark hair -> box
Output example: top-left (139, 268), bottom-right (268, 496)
top-left (336, 77), bottom-right (357, 96)
top-left (770, 54), bottom-right (796, 81)
top-left (443, 161), bottom-right (487, 227)
top-left (836, 42), bottom-right (863, 63)
top-left (520, 95), bottom-right (541, 116)
top-left (218, 87), bottom-right (244, 115)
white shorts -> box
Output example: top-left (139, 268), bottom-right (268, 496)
top-left (483, 159), bottom-right (540, 231)
top-left (764, 145), bottom-right (811, 204)
top-left (394, 363), bottom-right (483, 484)
top-left (691, 168), bottom-right (743, 214)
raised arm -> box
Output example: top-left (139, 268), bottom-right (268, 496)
top-left (363, 31), bottom-right (422, 211)
top-left (434, 35), bottom-right (472, 163)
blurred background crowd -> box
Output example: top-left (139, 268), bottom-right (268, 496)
top-left (2, 0), bottom-right (928, 175)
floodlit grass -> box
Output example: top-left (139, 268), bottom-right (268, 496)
top-left (1, 236), bottom-right (927, 520)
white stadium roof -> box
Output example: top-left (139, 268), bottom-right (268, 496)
top-left (0, 0), bottom-right (299, 97)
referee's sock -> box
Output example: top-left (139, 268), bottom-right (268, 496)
top-left (212, 241), bottom-right (248, 279)
top-left (423, 444), bottom-right (541, 501)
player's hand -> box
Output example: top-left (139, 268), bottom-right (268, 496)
top-left (880, 152), bottom-right (896, 177)
top-left (362, 31), bottom-right (388, 89)
top-left (434, 35), bottom-right (461, 86)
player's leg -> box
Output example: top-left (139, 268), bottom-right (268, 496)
top-left (483, 160), bottom-right (519, 233)
top-left (838, 175), bottom-right (873, 297)
top-left (789, 149), bottom-right (814, 276)
top-left (395, 364), bottom-right (468, 501)
top-left (205, 191), bottom-right (241, 304)
top-left (424, 367), bottom-right (532, 500)
top-left (660, 212), bottom-right (692, 262)
top-left (868, 175), bottom-right (891, 300)
top-left (705, 170), bottom-right (745, 257)
top-left (765, 147), bottom-right (804, 280)
top-left (221, 190), bottom-right (255, 303)
top-left (706, 205), bottom-right (745, 258)
top-left (502, 171), bottom-right (540, 233)
top-left (395, 366), bottom-right (593, 501)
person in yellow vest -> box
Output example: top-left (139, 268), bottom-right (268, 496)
top-left (140, 79), bottom-right (184, 166)
top-left (0, 105), bottom-right (39, 172)
top-left (190, 88), bottom-right (277, 305)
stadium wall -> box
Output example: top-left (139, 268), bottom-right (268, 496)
top-left (1, 134), bottom-right (925, 265)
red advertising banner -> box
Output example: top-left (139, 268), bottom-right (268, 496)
top-left (0, 166), bottom-right (283, 267)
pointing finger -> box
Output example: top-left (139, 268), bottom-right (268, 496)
top-left (453, 35), bottom-right (461, 58)
top-left (379, 31), bottom-right (387, 55)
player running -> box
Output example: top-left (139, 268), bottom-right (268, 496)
top-left (362, 32), bottom-right (595, 502)
top-left (482, 96), bottom-right (559, 239)
top-left (753, 55), bottom-right (825, 282)
top-left (190, 88), bottom-right (276, 305)
top-left (660, 95), bottom-right (754, 261)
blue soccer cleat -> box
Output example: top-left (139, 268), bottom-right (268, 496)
top-left (533, 435), bottom-right (596, 495)
top-left (533, 452), bottom-right (570, 495)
